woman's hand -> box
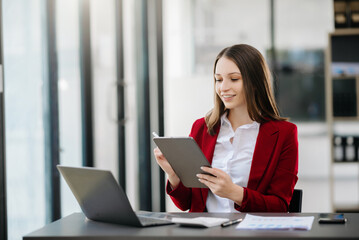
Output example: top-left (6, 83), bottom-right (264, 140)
top-left (197, 166), bottom-right (244, 205)
top-left (153, 147), bottom-right (180, 189)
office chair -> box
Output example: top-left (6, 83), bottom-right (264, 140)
top-left (288, 189), bottom-right (303, 213)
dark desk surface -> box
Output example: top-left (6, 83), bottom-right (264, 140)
top-left (24, 212), bottom-right (359, 240)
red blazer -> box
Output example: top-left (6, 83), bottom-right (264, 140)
top-left (166, 118), bottom-right (298, 212)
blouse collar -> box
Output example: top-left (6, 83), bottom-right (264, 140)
top-left (220, 113), bottom-right (260, 130)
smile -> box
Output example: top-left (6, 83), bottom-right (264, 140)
top-left (222, 94), bottom-right (236, 99)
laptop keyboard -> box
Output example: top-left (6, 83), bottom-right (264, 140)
top-left (138, 216), bottom-right (173, 226)
top-left (137, 212), bottom-right (172, 219)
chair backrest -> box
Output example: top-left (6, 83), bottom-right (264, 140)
top-left (288, 189), bottom-right (303, 213)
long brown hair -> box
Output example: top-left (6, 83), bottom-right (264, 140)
top-left (205, 44), bottom-right (287, 135)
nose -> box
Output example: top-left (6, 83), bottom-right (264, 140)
top-left (220, 78), bottom-right (231, 92)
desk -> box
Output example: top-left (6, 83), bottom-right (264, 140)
top-left (24, 212), bottom-right (359, 240)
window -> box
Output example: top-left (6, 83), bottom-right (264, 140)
top-left (3, 0), bottom-right (46, 239)
top-left (56, 0), bottom-right (83, 217)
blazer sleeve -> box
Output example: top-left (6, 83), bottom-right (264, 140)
top-left (165, 119), bottom-right (204, 211)
top-left (166, 180), bottom-right (192, 211)
top-left (235, 124), bottom-right (298, 212)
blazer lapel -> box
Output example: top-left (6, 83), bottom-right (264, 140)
top-left (203, 126), bottom-right (220, 165)
top-left (247, 121), bottom-right (279, 190)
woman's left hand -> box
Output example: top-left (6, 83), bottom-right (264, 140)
top-left (197, 166), bottom-right (244, 205)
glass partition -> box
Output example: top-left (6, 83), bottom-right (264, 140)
top-left (56, 0), bottom-right (83, 217)
top-left (3, 0), bottom-right (46, 239)
top-left (90, 0), bottom-right (119, 177)
top-left (274, 0), bottom-right (334, 121)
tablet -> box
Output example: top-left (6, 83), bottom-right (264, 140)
top-left (153, 136), bottom-right (211, 188)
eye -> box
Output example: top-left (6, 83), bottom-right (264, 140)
top-left (231, 79), bottom-right (239, 81)
top-left (215, 79), bottom-right (222, 82)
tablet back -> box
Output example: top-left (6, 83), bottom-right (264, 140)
top-left (153, 137), bottom-right (211, 188)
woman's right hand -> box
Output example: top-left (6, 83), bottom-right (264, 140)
top-left (153, 147), bottom-right (180, 189)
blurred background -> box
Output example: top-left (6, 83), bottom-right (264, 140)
top-left (1, 0), bottom-right (359, 239)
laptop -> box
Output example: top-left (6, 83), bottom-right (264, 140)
top-left (57, 165), bottom-right (174, 227)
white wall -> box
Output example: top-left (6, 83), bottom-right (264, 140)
top-left (295, 123), bottom-right (332, 212)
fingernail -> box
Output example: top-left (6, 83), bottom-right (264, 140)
top-left (200, 167), bottom-right (204, 170)
top-left (196, 174), bottom-right (200, 177)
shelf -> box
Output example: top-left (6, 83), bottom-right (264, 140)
top-left (327, 29), bottom-right (359, 212)
top-left (333, 117), bottom-right (359, 121)
top-left (331, 28), bottom-right (359, 35)
top-left (333, 161), bottom-right (359, 164)
top-left (332, 75), bottom-right (359, 80)
top-left (334, 204), bottom-right (359, 213)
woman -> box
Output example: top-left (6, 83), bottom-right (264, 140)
top-left (154, 44), bottom-right (298, 212)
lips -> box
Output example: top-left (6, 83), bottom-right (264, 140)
top-left (222, 94), bottom-right (236, 100)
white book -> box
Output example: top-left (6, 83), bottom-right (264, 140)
top-left (171, 217), bottom-right (229, 228)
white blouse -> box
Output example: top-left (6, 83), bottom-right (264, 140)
top-left (206, 114), bottom-right (260, 212)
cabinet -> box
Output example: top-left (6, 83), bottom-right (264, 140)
top-left (326, 29), bottom-right (359, 212)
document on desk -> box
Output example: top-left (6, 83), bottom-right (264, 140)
top-left (236, 214), bottom-right (314, 230)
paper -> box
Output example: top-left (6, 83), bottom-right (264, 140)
top-left (171, 217), bottom-right (229, 228)
top-left (236, 214), bottom-right (314, 230)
